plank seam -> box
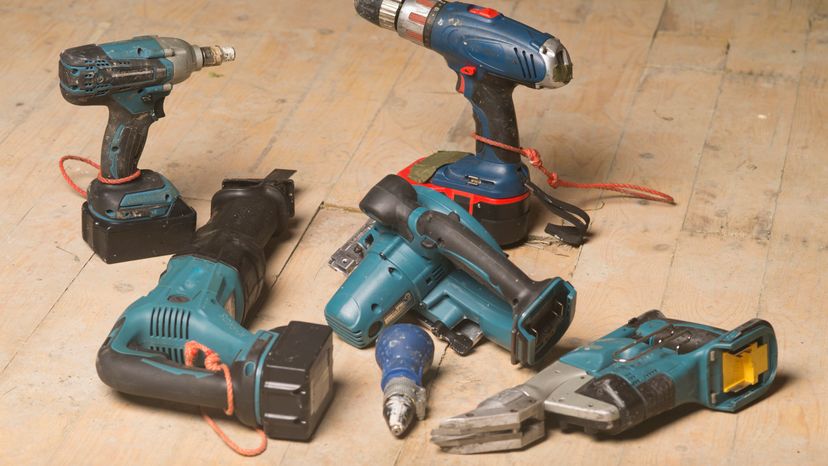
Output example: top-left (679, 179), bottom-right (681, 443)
top-left (0, 253), bottom-right (94, 376)
top-left (754, 10), bottom-right (814, 322)
top-left (659, 42), bottom-right (732, 312)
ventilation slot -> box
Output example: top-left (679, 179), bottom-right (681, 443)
top-left (513, 48), bottom-right (537, 80)
top-left (149, 345), bottom-right (185, 364)
top-left (149, 306), bottom-right (191, 340)
top-left (429, 263), bottom-right (449, 284)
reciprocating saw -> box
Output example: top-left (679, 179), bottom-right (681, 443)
top-left (96, 169), bottom-right (334, 442)
top-left (431, 310), bottom-right (778, 453)
top-left (59, 36), bottom-right (235, 263)
top-left (326, 174), bottom-right (576, 367)
top-left (355, 0), bottom-right (587, 246)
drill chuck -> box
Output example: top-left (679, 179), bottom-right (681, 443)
top-left (376, 324), bottom-right (435, 437)
top-left (200, 45), bottom-right (236, 67)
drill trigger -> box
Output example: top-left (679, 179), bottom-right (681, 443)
top-left (154, 96), bottom-right (166, 119)
top-left (455, 73), bottom-right (466, 94)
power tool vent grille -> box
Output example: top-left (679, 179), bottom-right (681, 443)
top-left (428, 263), bottom-right (449, 284)
top-left (83, 59), bottom-right (111, 68)
top-left (513, 48), bottom-right (537, 80)
top-left (148, 345), bottom-right (186, 364)
top-left (326, 318), bottom-right (366, 347)
top-left (149, 306), bottom-right (191, 340)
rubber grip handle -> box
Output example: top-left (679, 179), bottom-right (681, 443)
top-left (376, 324), bottom-right (434, 389)
top-left (468, 73), bottom-right (521, 165)
top-left (178, 170), bottom-right (295, 324)
top-left (96, 320), bottom-right (230, 411)
top-left (414, 210), bottom-right (547, 309)
top-left (359, 174), bottom-right (419, 241)
top-left (100, 103), bottom-right (156, 179)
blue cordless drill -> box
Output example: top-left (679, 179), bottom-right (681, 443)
top-left (59, 36), bottom-right (235, 263)
top-left (355, 0), bottom-right (587, 246)
top-left (326, 174), bottom-right (576, 367)
top-left (376, 324), bottom-right (435, 437)
top-left (432, 310), bottom-right (778, 453)
top-left (96, 169), bottom-right (334, 441)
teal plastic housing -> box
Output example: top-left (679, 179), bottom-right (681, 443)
top-left (325, 187), bottom-right (502, 347)
top-left (105, 255), bottom-right (275, 362)
top-left (561, 312), bottom-right (778, 412)
top-left (325, 186), bottom-right (575, 365)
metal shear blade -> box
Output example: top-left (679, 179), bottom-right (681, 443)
top-left (431, 418), bottom-right (545, 454)
top-left (430, 387), bottom-right (547, 454)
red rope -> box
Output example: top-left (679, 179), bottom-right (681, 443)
top-left (58, 155), bottom-right (142, 198)
top-left (473, 134), bottom-right (675, 204)
top-left (184, 341), bottom-right (267, 457)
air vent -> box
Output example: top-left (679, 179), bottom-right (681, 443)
top-left (429, 263), bottom-right (449, 284)
top-left (325, 317), bottom-right (367, 347)
top-left (513, 48), bottom-right (537, 80)
top-left (150, 306), bottom-right (191, 339)
top-left (149, 345), bottom-right (185, 363)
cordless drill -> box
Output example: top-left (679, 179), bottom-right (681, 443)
top-left (326, 174), bottom-right (576, 367)
top-left (355, 0), bottom-right (583, 246)
top-left (59, 36), bottom-right (236, 263)
top-left (432, 311), bottom-right (778, 454)
top-left (96, 169), bottom-right (335, 441)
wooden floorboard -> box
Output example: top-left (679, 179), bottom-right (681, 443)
top-left (0, 1), bottom-right (825, 464)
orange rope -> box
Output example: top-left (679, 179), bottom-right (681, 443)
top-left (473, 134), bottom-right (675, 204)
top-left (58, 155), bottom-right (142, 198)
top-left (184, 341), bottom-right (268, 457)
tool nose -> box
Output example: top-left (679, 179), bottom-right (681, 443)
top-left (538, 38), bottom-right (573, 89)
top-left (200, 45), bottom-right (236, 66)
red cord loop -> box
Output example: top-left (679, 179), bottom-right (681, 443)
top-left (58, 155), bottom-right (141, 198)
top-left (183, 341), bottom-right (267, 457)
top-left (472, 134), bottom-right (675, 204)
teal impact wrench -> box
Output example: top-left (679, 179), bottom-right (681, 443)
top-left (96, 169), bottom-right (334, 441)
top-left (59, 36), bottom-right (236, 263)
top-left (326, 174), bottom-right (576, 367)
top-left (432, 310), bottom-right (778, 453)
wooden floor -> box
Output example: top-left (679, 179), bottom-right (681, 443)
top-left (1, 0), bottom-right (826, 464)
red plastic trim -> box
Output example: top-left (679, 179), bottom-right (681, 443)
top-left (397, 158), bottom-right (529, 215)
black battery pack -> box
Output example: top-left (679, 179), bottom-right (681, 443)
top-left (81, 198), bottom-right (196, 263)
top-left (260, 321), bottom-right (334, 441)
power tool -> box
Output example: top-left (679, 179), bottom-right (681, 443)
top-left (96, 169), bottom-right (335, 442)
top-left (431, 310), bottom-right (778, 454)
top-left (326, 174), bottom-right (576, 367)
top-left (354, 0), bottom-right (589, 246)
top-left (59, 36), bottom-right (236, 263)
top-left (376, 324), bottom-right (435, 437)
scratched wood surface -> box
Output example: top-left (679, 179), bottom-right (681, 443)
top-left (0, 0), bottom-right (826, 464)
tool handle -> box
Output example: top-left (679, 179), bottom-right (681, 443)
top-left (361, 175), bottom-right (540, 307)
top-left (415, 209), bottom-right (542, 306)
top-left (100, 100), bottom-right (161, 179)
top-left (454, 69), bottom-right (521, 165)
top-left (376, 324), bottom-right (434, 388)
top-left (96, 318), bottom-right (231, 411)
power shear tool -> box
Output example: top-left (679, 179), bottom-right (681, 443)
top-left (355, 0), bottom-right (588, 246)
top-left (96, 169), bottom-right (334, 441)
top-left (326, 174), bottom-right (576, 367)
top-left (431, 310), bottom-right (778, 454)
top-left (59, 36), bottom-right (235, 263)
